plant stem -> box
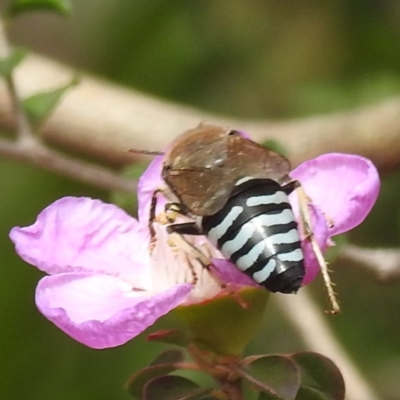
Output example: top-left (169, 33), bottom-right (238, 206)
top-left (0, 137), bottom-right (137, 192)
top-left (0, 17), bottom-right (32, 142)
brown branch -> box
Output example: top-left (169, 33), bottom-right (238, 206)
top-left (0, 53), bottom-right (400, 172)
top-left (338, 244), bottom-right (400, 282)
top-left (0, 137), bottom-right (137, 192)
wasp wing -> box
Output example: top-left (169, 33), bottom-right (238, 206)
top-left (164, 168), bottom-right (235, 216)
top-left (163, 127), bottom-right (291, 216)
top-left (163, 125), bottom-right (235, 215)
top-left (226, 135), bottom-right (291, 181)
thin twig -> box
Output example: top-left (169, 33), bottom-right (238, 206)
top-left (276, 289), bottom-right (381, 400)
top-left (0, 137), bottom-right (137, 192)
top-left (0, 17), bottom-right (32, 141)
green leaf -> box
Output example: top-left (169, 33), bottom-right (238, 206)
top-left (259, 387), bottom-right (327, 400)
top-left (126, 364), bottom-right (180, 399)
top-left (8, 0), bottom-right (71, 16)
top-left (240, 355), bottom-right (300, 400)
top-left (0, 48), bottom-right (26, 77)
top-left (290, 352), bottom-right (345, 400)
top-left (294, 386), bottom-right (328, 400)
top-left (143, 375), bottom-right (211, 400)
top-left (150, 349), bottom-right (186, 367)
top-left (126, 350), bottom-right (187, 399)
top-left (147, 329), bottom-right (191, 348)
top-left (173, 287), bottom-right (269, 356)
top-left (22, 76), bottom-right (79, 126)
top-left (257, 392), bottom-right (279, 400)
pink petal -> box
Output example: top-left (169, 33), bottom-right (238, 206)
top-left (236, 130), bottom-right (252, 140)
top-left (137, 156), bottom-right (166, 225)
top-left (211, 258), bottom-right (258, 287)
top-left (10, 197), bottom-right (151, 285)
top-left (290, 153), bottom-right (380, 237)
top-left (36, 272), bottom-right (192, 349)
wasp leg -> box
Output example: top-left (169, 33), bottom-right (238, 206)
top-left (149, 188), bottom-right (183, 249)
top-left (167, 222), bottom-right (203, 236)
top-left (296, 185), bottom-right (341, 314)
top-left (168, 231), bottom-right (211, 271)
top-left (181, 251), bottom-right (199, 286)
top-left (169, 227), bottom-right (249, 309)
top-left (165, 202), bottom-right (187, 214)
top-left (170, 234), bottom-right (247, 307)
top-left (149, 188), bottom-right (164, 243)
top-left (281, 179), bottom-right (300, 195)
top-left (163, 202), bottom-right (194, 224)
top-left (283, 181), bottom-right (335, 229)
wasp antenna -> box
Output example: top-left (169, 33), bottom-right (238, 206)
top-left (296, 186), bottom-right (341, 314)
top-left (128, 149), bottom-right (164, 156)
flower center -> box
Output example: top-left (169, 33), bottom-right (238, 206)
top-left (150, 219), bottom-right (224, 303)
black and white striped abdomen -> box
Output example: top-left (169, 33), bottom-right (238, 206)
top-left (201, 178), bottom-right (305, 293)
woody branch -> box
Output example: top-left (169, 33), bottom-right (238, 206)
top-left (0, 54), bottom-right (400, 174)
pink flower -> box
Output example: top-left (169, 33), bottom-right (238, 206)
top-left (9, 147), bottom-right (379, 349)
top-left (139, 151), bottom-right (380, 285)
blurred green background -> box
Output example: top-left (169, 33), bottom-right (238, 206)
top-left (1, 0), bottom-right (400, 399)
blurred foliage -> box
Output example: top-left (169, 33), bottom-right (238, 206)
top-left (110, 161), bottom-right (149, 214)
top-left (8, 0), bottom-right (71, 17)
top-left (2, 0), bottom-right (400, 399)
top-left (0, 47), bottom-right (26, 77)
top-left (23, 75), bottom-right (79, 127)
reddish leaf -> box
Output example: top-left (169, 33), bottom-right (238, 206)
top-left (143, 375), bottom-right (211, 400)
top-left (289, 352), bottom-right (345, 400)
top-left (239, 355), bottom-right (300, 400)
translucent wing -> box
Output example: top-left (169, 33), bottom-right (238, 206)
top-left (225, 134), bottom-right (291, 180)
top-left (163, 125), bottom-right (235, 215)
top-left (164, 168), bottom-right (235, 215)
top-left (163, 125), bottom-right (291, 216)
